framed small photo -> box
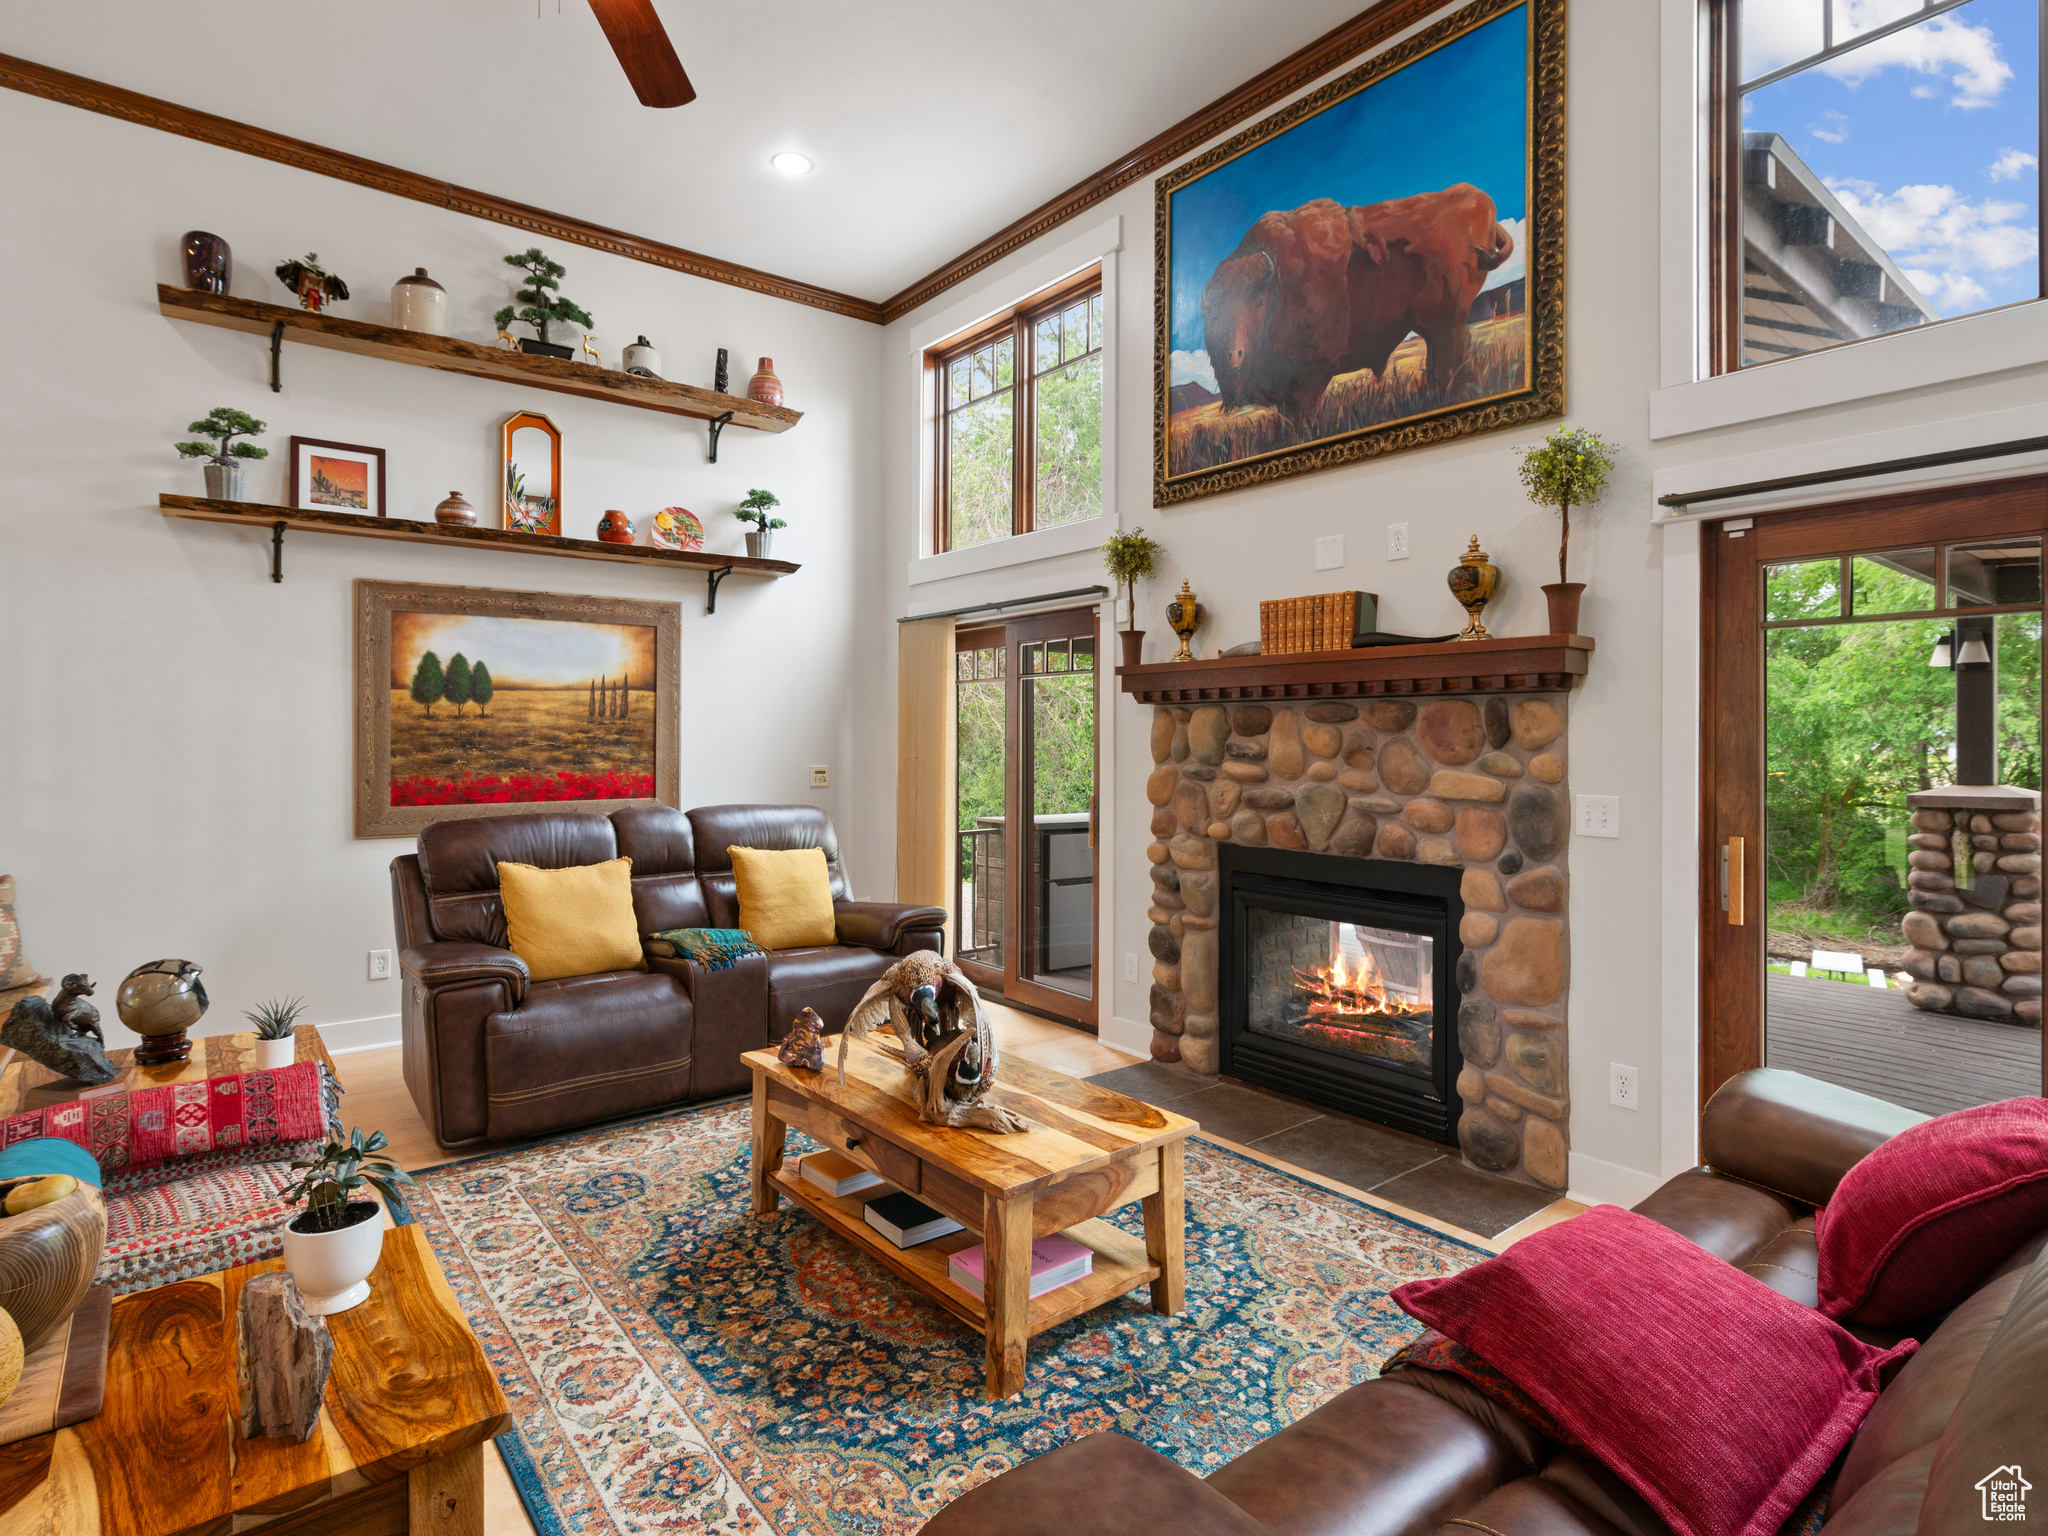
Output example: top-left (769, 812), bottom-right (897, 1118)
top-left (290, 437), bottom-right (387, 516)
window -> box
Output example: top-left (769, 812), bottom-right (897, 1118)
top-left (930, 269), bottom-right (1104, 552)
top-left (1711, 0), bottom-right (2042, 372)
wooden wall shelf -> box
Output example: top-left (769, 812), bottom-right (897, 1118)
top-left (156, 285), bottom-right (802, 440)
top-left (1114, 634), bottom-right (1593, 703)
top-left (159, 494), bottom-right (797, 614)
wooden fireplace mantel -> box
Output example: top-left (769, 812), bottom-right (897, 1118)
top-left (1114, 634), bottom-right (1593, 704)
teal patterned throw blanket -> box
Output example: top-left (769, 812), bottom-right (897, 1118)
top-left (649, 928), bottom-right (763, 970)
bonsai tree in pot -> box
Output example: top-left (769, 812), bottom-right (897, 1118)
top-left (1100, 527), bottom-right (1165, 668)
top-left (244, 995), bottom-right (306, 1070)
top-left (494, 247), bottom-right (594, 359)
top-left (175, 407), bottom-right (268, 502)
top-left (734, 488), bottom-right (786, 557)
top-left (1515, 425), bottom-right (1616, 635)
top-left (280, 1127), bottom-right (414, 1316)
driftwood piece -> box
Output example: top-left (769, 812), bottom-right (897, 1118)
top-left (236, 1273), bottom-right (333, 1442)
top-left (0, 977), bottom-right (114, 1086)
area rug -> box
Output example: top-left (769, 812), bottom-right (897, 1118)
top-left (407, 1098), bottom-right (1487, 1536)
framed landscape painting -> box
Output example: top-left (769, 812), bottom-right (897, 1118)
top-left (354, 580), bottom-right (680, 838)
top-left (1155, 0), bottom-right (1563, 506)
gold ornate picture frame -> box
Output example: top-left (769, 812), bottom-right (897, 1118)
top-left (354, 579), bottom-right (680, 839)
top-left (1154, 0), bottom-right (1564, 507)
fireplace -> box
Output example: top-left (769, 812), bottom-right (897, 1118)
top-left (1219, 844), bottom-right (1464, 1144)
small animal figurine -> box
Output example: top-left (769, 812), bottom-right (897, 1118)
top-left (273, 253), bottom-right (349, 313)
top-left (496, 328), bottom-right (518, 351)
top-left (778, 1007), bottom-right (825, 1072)
top-left (841, 954), bottom-right (1027, 1133)
top-left (581, 333), bottom-right (600, 367)
top-left (1, 975), bottom-right (116, 1085)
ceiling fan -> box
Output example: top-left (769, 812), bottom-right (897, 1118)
top-left (588, 0), bottom-right (696, 108)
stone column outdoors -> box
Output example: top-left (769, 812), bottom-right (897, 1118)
top-left (1899, 784), bottom-right (2044, 1024)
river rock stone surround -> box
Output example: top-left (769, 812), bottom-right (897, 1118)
top-left (1898, 796), bottom-right (2044, 1024)
top-left (1144, 694), bottom-right (1572, 1190)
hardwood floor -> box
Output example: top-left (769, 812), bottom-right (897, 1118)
top-left (326, 1001), bottom-right (1575, 1533)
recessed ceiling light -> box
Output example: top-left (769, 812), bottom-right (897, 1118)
top-left (771, 152), bottom-right (814, 176)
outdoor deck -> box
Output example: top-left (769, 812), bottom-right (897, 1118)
top-left (1767, 972), bottom-right (2042, 1116)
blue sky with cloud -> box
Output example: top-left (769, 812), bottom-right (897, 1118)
top-left (1168, 6), bottom-right (1529, 386)
top-left (1742, 0), bottom-right (2040, 316)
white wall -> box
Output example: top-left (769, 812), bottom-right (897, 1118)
top-left (0, 90), bottom-right (884, 1054)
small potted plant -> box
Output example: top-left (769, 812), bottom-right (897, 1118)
top-left (244, 995), bottom-right (306, 1070)
top-left (1515, 426), bottom-right (1616, 635)
top-left (735, 488), bottom-right (786, 557)
top-left (175, 407), bottom-right (269, 502)
top-left (493, 247), bottom-right (594, 359)
top-left (280, 1127), bottom-right (414, 1316)
top-left (1100, 526), bottom-right (1165, 668)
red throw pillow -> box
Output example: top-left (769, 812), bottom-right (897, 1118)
top-left (1392, 1205), bottom-right (1915, 1536)
top-left (1816, 1098), bottom-right (2048, 1327)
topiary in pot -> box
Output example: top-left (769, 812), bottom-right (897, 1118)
top-left (735, 488), bottom-right (786, 558)
top-left (1100, 527), bottom-right (1165, 668)
top-left (1515, 426), bottom-right (1616, 635)
top-left (175, 406), bottom-right (269, 502)
top-left (494, 247), bottom-right (594, 359)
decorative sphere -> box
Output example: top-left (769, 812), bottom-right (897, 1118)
top-left (115, 959), bottom-right (208, 1038)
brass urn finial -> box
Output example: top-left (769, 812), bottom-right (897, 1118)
top-left (1447, 536), bottom-right (1499, 642)
top-left (1166, 579), bottom-right (1206, 662)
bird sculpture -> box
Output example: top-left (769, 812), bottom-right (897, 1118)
top-left (839, 953), bottom-right (1028, 1133)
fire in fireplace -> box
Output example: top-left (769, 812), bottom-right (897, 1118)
top-left (1221, 845), bottom-right (1463, 1143)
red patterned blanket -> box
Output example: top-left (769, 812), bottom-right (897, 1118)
top-left (1, 1061), bottom-right (335, 1171)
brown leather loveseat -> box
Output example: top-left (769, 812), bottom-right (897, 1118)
top-left (391, 803), bottom-right (943, 1148)
top-left (924, 1069), bottom-right (2047, 1536)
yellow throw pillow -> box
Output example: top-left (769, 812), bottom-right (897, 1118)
top-left (496, 858), bottom-right (645, 982)
top-left (729, 846), bottom-right (837, 951)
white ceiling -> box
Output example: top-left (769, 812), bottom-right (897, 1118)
top-left (4, 0), bottom-right (1368, 302)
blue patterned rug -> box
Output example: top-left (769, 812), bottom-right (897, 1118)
top-left (408, 1098), bottom-right (1486, 1535)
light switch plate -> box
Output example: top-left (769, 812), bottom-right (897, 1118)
top-left (1610, 1063), bottom-right (1639, 1111)
top-left (1314, 535), bottom-right (1344, 571)
top-left (1575, 794), bottom-right (1620, 838)
top-left (809, 765), bottom-right (830, 788)
top-left (1388, 522), bottom-right (1410, 560)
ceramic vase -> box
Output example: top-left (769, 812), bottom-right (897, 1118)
top-left (181, 231), bottom-right (231, 295)
top-left (1446, 536), bottom-right (1500, 642)
top-left (390, 268), bottom-right (450, 335)
top-left (203, 459), bottom-right (246, 502)
top-left (254, 1035), bottom-right (296, 1071)
top-left (747, 357), bottom-right (784, 407)
top-left (745, 529), bottom-right (773, 558)
top-left (434, 491), bottom-right (477, 526)
top-left (281, 1202), bottom-right (382, 1316)
top-left (623, 335), bottom-right (663, 377)
top-left (1118, 629), bottom-right (1146, 669)
top-left (597, 510), bottom-right (636, 545)
top-left (1541, 582), bottom-right (1586, 636)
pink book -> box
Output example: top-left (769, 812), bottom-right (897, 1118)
top-left (947, 1233), bottom-right (1093, 1300)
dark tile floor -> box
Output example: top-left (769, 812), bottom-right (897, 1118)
top-left (1086, 1059), bottom-right (1559, 1240)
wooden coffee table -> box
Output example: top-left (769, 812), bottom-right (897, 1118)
top-left (745, 1035), bottom-right (1197, 1399)
top-left (0, 1223), bottom-right (512, 1534)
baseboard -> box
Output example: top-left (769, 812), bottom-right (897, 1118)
top-left (1099, 1013), bottom-right (1151, 1059)
top-left (1566, 1151), bottom-right (1662, 1209)
top-left (312, 1014), bottom-right (403, 1055)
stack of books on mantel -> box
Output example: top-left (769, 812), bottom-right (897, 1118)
top-left (1259, 591), bottom-right (1380, 654)
top-left (947, 1233), bottom-right (1094, 1300)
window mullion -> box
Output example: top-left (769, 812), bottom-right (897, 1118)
top-left (1015, 315), bottom-right (1031, 537)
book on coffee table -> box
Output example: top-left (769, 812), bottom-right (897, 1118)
top-left (862, 1191), bottom-right (962, 1248)
top-left (799, 1149), bottom-right (884, 1198)
top-left (947, 1233), bottom-right (1093, 1301)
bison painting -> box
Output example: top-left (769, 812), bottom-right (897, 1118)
top-left (1200, 185), bottom-right (1515, 426)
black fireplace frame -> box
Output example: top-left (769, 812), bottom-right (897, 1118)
top-left (1217, 844), bottom-right (1465, 1145)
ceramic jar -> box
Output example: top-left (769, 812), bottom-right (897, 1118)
top-left (597, 510), bottom-right (636, 545)
top-left (434, 491), bottom-right (477, 526)
top-left (623, 335), bottom-right (663, 377)
top-left (747, 357), bottom-right (784, 408)
top-left (181, 231), bottom-right (231, 295)
top-left (391, 268), bottom-right (450, 335)
top-left (281, 1202), bottom-right (383, 1316)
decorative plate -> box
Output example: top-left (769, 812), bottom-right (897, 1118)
top-left (651, 507), bottom-right (703, 552)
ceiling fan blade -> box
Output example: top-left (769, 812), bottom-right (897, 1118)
top-left (589, 0), bottom-right (696, 108)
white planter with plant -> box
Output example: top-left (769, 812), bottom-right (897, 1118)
top-left (1514, 426), bottom-right (1615, 636)
top-left (735, 487), bottom-right (786, 557)
top-left (245, 995), bottom-right (305, 1071)
top-left (175, 407), bottom-right (268, 503)
top-left (1101, 527), bottom-right (1165, 668)
top-left (280, 1128), bottom-right (414, 1316)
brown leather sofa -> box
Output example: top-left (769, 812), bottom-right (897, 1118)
top-left (923, 1069), bottom-right (2046, 1536)
top-left (391, 803), bottom-right (943, 1148)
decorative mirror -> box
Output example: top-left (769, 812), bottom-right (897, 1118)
top-left (501, 411), bottom-right (561, 534)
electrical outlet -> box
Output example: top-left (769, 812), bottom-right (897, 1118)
top-left (1575, 794), bottom-right (1621, 838)
top-left (1388, 522), bottom-right (1411, 560)
top-left (1609, 1062), bottom-right (1640, 1111)
top-left (1314, 534), bottom-right (1344, 571)
top-left (368, 949), bottom-right (393, 981)
top-left (1123, 953), bottom-right (1139, 984)
top-left (810, 764), bottom-right (830, 788)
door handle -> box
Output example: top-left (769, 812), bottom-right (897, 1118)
top-left (1722, 836), bottom-right (1745, 926)
top-left (1088, 794), bottom-right (1097, 849)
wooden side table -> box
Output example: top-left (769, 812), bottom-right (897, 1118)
top-left (0, 1224), bottom-right (512, 1535)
